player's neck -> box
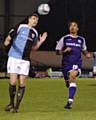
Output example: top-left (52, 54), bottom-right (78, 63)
top-left (28, 23), bottom-right (33, 28)
top-left (70, 33), bottom-right (78, 37)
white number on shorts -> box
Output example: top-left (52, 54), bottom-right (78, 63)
top-left (72, 65), bottom-right (78, 70)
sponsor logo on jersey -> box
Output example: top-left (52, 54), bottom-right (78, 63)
top-left (67, 39), bottom-right (72, 41)
top-left (66, 42), bottom-right (81, 47)
top-left (78, 39), bottom-right (82, 43)
top-left (32, 33), bottom-right (35, 38)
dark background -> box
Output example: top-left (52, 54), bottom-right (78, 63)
top-left (0, 0), bottom-right (96, 51)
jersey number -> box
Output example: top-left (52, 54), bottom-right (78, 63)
top-left (72, 65), bottom-right (78, 70)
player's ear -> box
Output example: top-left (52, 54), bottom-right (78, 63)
top-left (77, 23), bottom-right (79, 31)
top-left (77, 27), bottom-right (79, 31)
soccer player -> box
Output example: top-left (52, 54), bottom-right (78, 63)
top-left (93, 51), bottom-right (96, 77)
top-left (4, 13), bottom-right (47, 112)
top-left (55, 21), bottom-right (91, 109)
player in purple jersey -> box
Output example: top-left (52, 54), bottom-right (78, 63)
top-left (93, 51), bottom-right (96, 77)
top-left (4, 13), bottom-right (47, 112)
top-left (56, 21), bottom-right (91, 109)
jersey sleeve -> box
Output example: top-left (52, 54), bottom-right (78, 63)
top-left (55, 36), bottom-right (64, 50)
top-left (8, 26), bottom-right (19, 38)
top-left (93, 52), bottom-right (96, 58)
top-left (31, 28), bottom-right (39, 46)
top-left (82, 38), bottom-right (87, 51)
top-left (32, 37), bottom-right (39, 46)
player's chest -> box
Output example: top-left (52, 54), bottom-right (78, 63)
top-left (19, 28), bottom-right (38, 41)
top-left (65, 39), bottom-right (82, 48)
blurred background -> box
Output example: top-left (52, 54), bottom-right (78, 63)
top-left (0, 0), bottom-right (96, 51)
top-left (0, 0), bottom-right (95, 77)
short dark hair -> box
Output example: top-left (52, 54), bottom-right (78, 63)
top-left (68, 21), bottom-right (79, 28)
top-left (28, 13), bottom-right (39, 19)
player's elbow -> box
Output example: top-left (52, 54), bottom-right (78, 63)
top-left (56, 50), bottom-right (61, 55)
top-left (32, 46), bottom-right (38, 51)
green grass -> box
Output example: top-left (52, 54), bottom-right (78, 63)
top-left (0, 78), bottom-right (96, 120)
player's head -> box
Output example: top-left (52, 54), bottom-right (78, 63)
top-left (28, 13), bottom-right (39, 27)
top-left (68, 21), bottom-right (79, 35)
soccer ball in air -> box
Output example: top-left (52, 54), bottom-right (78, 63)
top-left (38, 3), bottom-right (50, 15)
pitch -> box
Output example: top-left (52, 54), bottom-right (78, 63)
top-left (0, 78), bottom-right (96, 120)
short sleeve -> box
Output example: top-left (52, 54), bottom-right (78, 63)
top-left (8, 26), bottom-right (19, 38)
top-left (82, 38), bottom-right (87, 51)
top-left (55, 36), bottom-right (64, 50)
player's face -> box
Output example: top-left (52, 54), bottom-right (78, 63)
top-left (69, 22), bottom-right (79, 34)
top-left (29, 16), bottom-right (39, 27)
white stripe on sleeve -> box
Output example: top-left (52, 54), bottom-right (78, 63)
top-left (55, 36), bottom-right (64, 50)
top-left (82, 38), bottom-right (87, 51)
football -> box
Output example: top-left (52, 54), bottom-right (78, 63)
top-left (38, 3), bottom-right (50, 15)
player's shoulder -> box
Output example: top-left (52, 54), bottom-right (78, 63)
top-left (61, 34), bottom-right (73, 42)
top-left (64, 34), bottom-right (79, 39)
top-left (78, 35), bottom-right (85, 41)
top-left (60, 34), bottom-right (70, 40)
top-left (18, 24), bottom-right (28, 29)
top-left (64, 34), bottom-right (71, 38)
top-left (31, 27), bottom-right (38, 35)
top-left (17, 24), bottom-right (29, 32)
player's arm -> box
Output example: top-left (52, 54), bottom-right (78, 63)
top-left (82, 50), bottom-right (91, 58)
top-left (4, 25), bottom-right (19, 47)
top-left (32, 32), bottom-right (47, 50)
top-left (82, 38), bottom-right (91, 58)
top-left (4, 35), bottom-right (12, 46)
top-left (55, 36), bottom-right (72, 55)
top-left (93, 52), bottom-right (96, 58)
top-left (56, 47), bottom-right (72, 55)
top-left (56, 37), bottom-right (64, 55)
top-left (4, 28), bottom-right (16, 47)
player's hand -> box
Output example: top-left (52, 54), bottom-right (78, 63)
top-left (4, 35), bottom-right (11, 46)
top-left (32, 32), bottom-right (47, 50)
top-left (39, 32), bottom-right (48, 43)
top-left (4, 40), bottom-right (10, 46)
top-left (63, 47), bottom-right (72, 53)
top-left (85, 53), bottom-right (91, 59)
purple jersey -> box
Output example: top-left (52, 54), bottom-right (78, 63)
top-left (56, 34), bottom-right (87, 68)
top-left (93, 52), bottom-right (96, 66)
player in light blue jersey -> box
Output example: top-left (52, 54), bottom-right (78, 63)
top-left (56, 21), bottom-right (91, 109)
top-left (4, 13), bottom-right (47, 112)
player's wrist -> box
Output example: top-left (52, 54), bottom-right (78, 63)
top-left (60, 50), bottom-right (65, 55)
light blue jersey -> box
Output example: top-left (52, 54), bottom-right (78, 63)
top-left (8, 24), bottom-right (38, 60)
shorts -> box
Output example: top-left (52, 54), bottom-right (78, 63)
top-left (7, 57), bottom-right (30, 76)
top-left (62, 64), bottom-right (81, 80)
